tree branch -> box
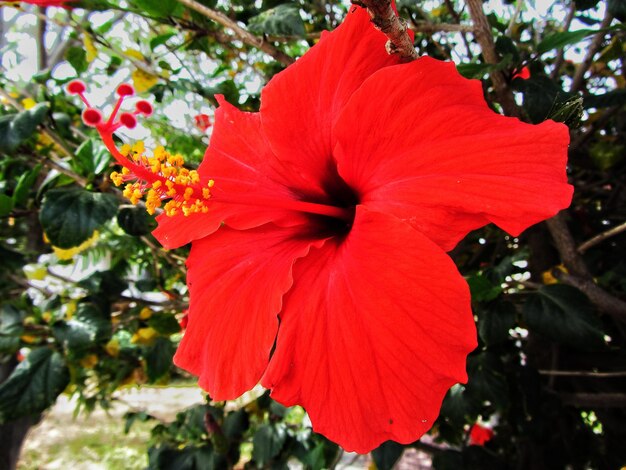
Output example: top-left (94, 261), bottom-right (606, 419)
top-left (466, 0), bottom-right (520, 116)
top-left (352, 0), bottom-right (418, 61)
top-left (560, 393), bottom-right (626, 407)
top-left (578, 221), bottom-right (626, 254)
top-left (175, 0), bottom-right (294, 66)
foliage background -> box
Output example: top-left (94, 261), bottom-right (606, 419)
top-left (1, 0), bottom-right (625, 468)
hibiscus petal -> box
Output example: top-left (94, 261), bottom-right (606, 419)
top-left (175, 222), bottom-right (319, 400)
top-left (333, 57), bottom-right (573, 252)
top-left (260, 6), bottom-right (401, 196)
top-left (153, 97), bottom-right (304, 249)
top-left (262, 207), bottom-right (477, 453)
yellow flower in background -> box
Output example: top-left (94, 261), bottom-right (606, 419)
top-left (80, 354), bottom-right (98, 369)
top-left (131, 327), bottom-right (158, 345)
top-left (65, 301), bottom-right (77, 320)
top-left (541, 264), bottom-right (569, 285)
top-left (131, 69), bottom-right (159, 93)
top-left (50, 230), bottom-right (99, 260)
top-left (83, 33), bottom-right (98, 63)
top-left (139, 307), bottom-right (153, 320)
top-left (105, 338), bottom-right (120, 357)
top-left (21, 97), bottom-right (37, 110)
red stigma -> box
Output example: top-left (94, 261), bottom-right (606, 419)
top-left (135, 100), bottom-right (153, 116)
top-left (82, 108), bottom-right (103, 127)
top-left (117, 84), bottom-right (135, 97)
top-left (67, 80), bottom-right (86, 95)
top-left (120, 112), bottom-right (137, 129)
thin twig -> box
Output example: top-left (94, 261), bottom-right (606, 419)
top-left (570, 10), bottom-right (614, 93)
top-left (551, 1), bottom-right (576, 79)
top-left (578, 221), bottom-right (626, 253)
top-left (175, 0), bottom-right (294, 66)
top-left (539, 370), bottom-right (626, 378)
top-left (505, 0), bottom-right (523, 37)
top-left (409, 22), bottom-right (474, 33)
top-left (560, 393), bottom-right (626, 407)
top-left (352, 0), bottom-right (418, 61)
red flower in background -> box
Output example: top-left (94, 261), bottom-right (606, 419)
top-left (194, 113), bottom-right (212, 132)
top-left (82, 5), bottom-right (572, 454)
top-left (513, 66), bottom-right (531, 80)
top-left (6, 0), bottom-right (74, 6)
top-left (469, 423), bottom-right (494, 446)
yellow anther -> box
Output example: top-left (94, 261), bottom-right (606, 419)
top-left (122, 167), bottom-right (131, 175)
top-left (152, 180), bottom-right (162, 190)
top-left (184, 187), bottom-right (194, 201)
top-left (208, 179), bottom-right (215, 188)
top-left (189, 170), bottom-right (200, 184)
top-left (110, 171), bottom-right (124, 186)
top-left (132, 141), bottom-right (145, 154)
top-left (202, 188), bottom-right (211, 199)
top-left (120, 144), bottom-right (132, 156)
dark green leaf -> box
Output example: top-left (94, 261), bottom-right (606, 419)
top-left (608, 0), bottom-right (626, 21)
top-left (0, 347), bottom-right (69, 422)
top-left (117, 206), bottom-right (155, 236)
top-left (523, 284), bottom-right (606, 350)
top-left (222, 409), bottom-right (249, 439)
top-left (0, 103), bottom-right (49, 152)
top-left (248, 4), bottom-right (305, 36)
top-left (456, 56), bottom-right (511, 78)
top-left (584, 89), bottom-right (626, 109)
top-left (150, 32), bottom-right (176, 51)
top-left (40, 187), bottom-right (118, 249)
top-left (147, 313), bottom-right (181, 336)
top-left (0, 305), bottom-right (24, 354)
top-left (52, 303), bottom-right (111, 352)
top-left (537, 29), bottom-right (597, 54)
top-left (0, 194), bottom-right (14, 217)
top-left (145, 337), bottom-right (175, 382)
top-left (467, 274), bottom-right (502, 302)
top-left (253, 424), bottom-right (287, 465)
top-left (66, 46), bottom-right (88, 74)
top-left (433, 450), bottom-right (464, 470)
top-left (132, 0), bottom-right (179, 17)
top-left (478, 301), bottom-right (516, 345)
top-left (148, 445), bottom-right (223, 470)
top-left (372, 441), bottom-right (404, 470)
top-left (466, 353), bottom-right (509, 408)
top-left (515, 75), bottom-right (575, 124)
top-left (547, 95), bottom-right (584, 128)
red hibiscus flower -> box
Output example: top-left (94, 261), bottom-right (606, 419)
top-left (513, 66), bottom-right (531, 80)
top-left (74, 5), bottom-right (572, 454)
top-left (469, 423), bottom-right (494, 446)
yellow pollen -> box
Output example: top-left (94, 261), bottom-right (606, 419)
top-left (110, 171), bottom-right (123, 186)
top-left (184, 187), bottom-right (194, 201)
top-left (208, 179), bottom-right (215, 188)
top-left (120, 144), bottom-right (131, 156)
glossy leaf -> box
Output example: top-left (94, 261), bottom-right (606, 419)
top-left (248, 4), bottom-right (305, 36)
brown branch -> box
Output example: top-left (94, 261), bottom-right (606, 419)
top-left (466, 0), bottom-right (520, 117)
top-left (560, 393), bottom-right (626, 407)
top-left (578, 221), bottom-right (626, 254)
top-left (409, 22), bottom-right (474, 34)
top-left (570, 10), bottom-right (614, 93)
top-left (352, 0), bottom-right (418, 62)
top-left (175, 0), bottom-right (294, 66)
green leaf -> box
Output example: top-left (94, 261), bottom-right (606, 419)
top-left (13, 163), bottom-right (42, 207)
top-left (0, 305), bottom-right (24, 354)
top-left (39, 187), bottom-right (118, 249)
top-left (467, 274), bottom-right (502, 302)
top-left (117, 206), bottom-right (155, 236)
top-left (0, 103), bottom-right (49, 152)
top-left (145, 337), bottom-right (175, 382)
top-left (456, 56), bottom-right (511, 78)
top-left (248, 4), bottom-right (305, 36)
top-left (252, 423), bottom-right (287, 465)
top-left (372, 441), bottom-right (404, 470)
top-left (147, 313), bottom-right (181, 336)
top-left (0, 194), bottom-right (14, 217)
top-left (515, 75), bottom-right (575, 124)
top-left (477, 301), bottom-right (516, 345)
top-left (73, 138), bottom-right (111, 177)
top-left (523, 284), bottom-right (606, 350)
top-left (132, 0), bottom-right (178, 17)
top-left (150, 32), bottom-right (176, 51)
top-left (536, 29), bottom-right (597, 54)
top-left (466, 353), bottom-right (509, 408)
top-left (148, 445), bottom-right (223, 470)
top-left (547, 95), bottom-right (584, 128)
top-left (222, 409), bottom-right (249, 439)
top-left (52, 303), bottom-right (111, 352)
top-left (66, 46), bottom-right (88, 74)
top-left (584, 89), bottom-right (626, 109)
top-left (0, 347), bottom-right (69, 422)
top-left (608, 0), bottom-right (626, 21)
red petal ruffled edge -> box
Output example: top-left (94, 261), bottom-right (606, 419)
top-left (175, 222), bottom-right (320, 400)
top-left (153, 97), bottom-right (304, 249)
top-left (260, 6), bottom-right (402, 196)
top-left (262, 207), bottom-right (477, 453)
top-left (333, 57), bottom-right (573, 252)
